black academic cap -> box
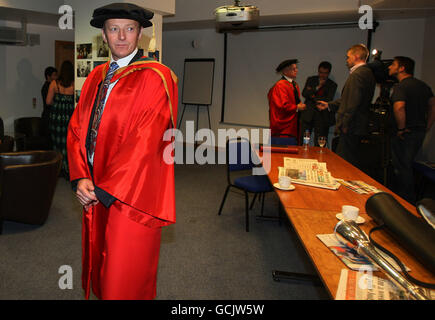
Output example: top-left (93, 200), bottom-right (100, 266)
top-left (90, 3), bottom-right (154, 28)
top-left (276, 59), bottom-right (299, 73)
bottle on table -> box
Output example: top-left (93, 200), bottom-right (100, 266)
top-left (303, 130), bottom-right (311, 150)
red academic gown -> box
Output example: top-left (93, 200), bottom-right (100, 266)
top-left (67, 57), bottom-right (178, 300)
top-left (268, 79), bottom-right (300, 138)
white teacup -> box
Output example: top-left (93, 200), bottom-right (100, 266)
top-left (278, 176), bottom-right (292, 189)
top-left (342, 205), bottom-right (360, 221)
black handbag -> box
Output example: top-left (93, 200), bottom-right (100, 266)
top-left (366, 192), bottom-right (435, 275)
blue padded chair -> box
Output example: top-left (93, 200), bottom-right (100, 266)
top-left (218, 138), bottom-right (274, 232)
top-left (271, 136), bottom-right (297, 146)
top-left (250, 136), bottom-right (298, 215)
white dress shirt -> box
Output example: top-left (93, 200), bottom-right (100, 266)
top-left (283, 75), bottom-right (294, 83)
top-left (104, 48), bottom-right (138, 105)
top-left (350, 62), bottom-right (366, 74)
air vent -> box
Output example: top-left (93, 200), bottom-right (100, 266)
top-left (0, 25), bottom-right (40, 46)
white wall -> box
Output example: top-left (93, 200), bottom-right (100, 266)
top-left (422, 16), bottom-right (435, 90)
top-left (163, 28), bottom-right (221, 131)
top-left (371, 19), bottom-right (426, 78)
top-left (0, 0), bottom-right (64, 13)
top-left (0, 22), bottom-right (74, 133)
top-left (223, 27), bottom-right (366, 127)
top-left (162, 18), bottom-right (428, 143)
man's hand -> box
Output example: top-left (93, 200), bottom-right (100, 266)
top-left (76, 178), bottom-right (99, 210)
top-left (316, 101), bottom-right (328, 111)
top-left (334, 124), bottom-right (347, 135)
top-left (397, 128), bottom-right (411, 140)
top-left (297, 102), bottom-right (306, 111)
top-left (316, 79), bottom-right (326, 90)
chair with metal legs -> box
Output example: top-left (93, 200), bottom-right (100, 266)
top-left (253, 136), bottom-right (298, 223)
top-left (218, 138), bottom-right (274, 232)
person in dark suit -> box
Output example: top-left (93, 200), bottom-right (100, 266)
top-left (299, 61), bottom-right (337, 146)
top-left (317, 44), bottom-right (376, 169)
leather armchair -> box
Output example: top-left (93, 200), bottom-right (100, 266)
top-left (0, 136), bottom-right (14, 153)
top-left (0, 117), bottom-right (14, 153)
top-left (0, 150), bottom-right (62, 234)
top-left (14, 117), bottom-right (50, 151)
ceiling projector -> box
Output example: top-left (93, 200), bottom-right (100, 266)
top-left (214, 1), bottom-right (260, 32)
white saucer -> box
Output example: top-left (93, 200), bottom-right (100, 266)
top-left (273, 183), bottom-right (295, 191)
top-left (336, 213), bottom-right (365, 224)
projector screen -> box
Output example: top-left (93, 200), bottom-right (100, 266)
top-left (222, 27), bottom-right (367, 127)
top-left (182, 58), bottom-right (215, 105)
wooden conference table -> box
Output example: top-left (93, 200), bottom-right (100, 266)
top-left (258, 145), bottom-right (435, 299)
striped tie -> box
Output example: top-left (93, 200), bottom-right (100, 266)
top-left (293, 81), bottom-right (300, 105)
top-left (88, 61), bottom-right (119, 163)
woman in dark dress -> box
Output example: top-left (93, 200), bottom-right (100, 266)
top-left (46, 60), bottom-right (75, 179)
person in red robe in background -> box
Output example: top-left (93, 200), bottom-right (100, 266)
top-left (268, 59), bottom-right (306, 139)
top-left (67, 3), bottom-right (178, 300)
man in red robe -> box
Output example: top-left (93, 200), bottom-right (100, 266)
top-left (67, 3), bottom-right (177, 300)
top-left (268, 59), bottom-right (306, 138)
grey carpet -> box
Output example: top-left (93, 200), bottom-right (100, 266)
top-left (0, 164), bottom-right (329, 300)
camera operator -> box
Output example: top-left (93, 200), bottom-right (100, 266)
top-left (388, 56), bottom-right (435, 203)
top-left (317, 44), bottom-right (376, 170)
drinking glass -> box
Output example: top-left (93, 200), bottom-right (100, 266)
top-left (318, 136), bottom-right (327, 153)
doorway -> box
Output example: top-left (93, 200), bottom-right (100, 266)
top-left (55, 40), bottom-right (74, 72)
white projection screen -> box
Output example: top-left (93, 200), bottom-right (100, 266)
top-left (182, 58), bottom-right (215, 105)
top-left (223, 27), bottom-right (367, 127)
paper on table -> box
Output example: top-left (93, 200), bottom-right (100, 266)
top-left (317, 234), bottom-right (411, 272)
top-left (279, 157), bottom-right (340, 190)
top-left (334, 179), bottom-right (383, 194)
top-left (335, 269), bottom-right (435, 300)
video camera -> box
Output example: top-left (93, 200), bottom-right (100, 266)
top-left (366, 50), bottom-right (397, 135)
top-left (367, 50), bottom-right (397, 96)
